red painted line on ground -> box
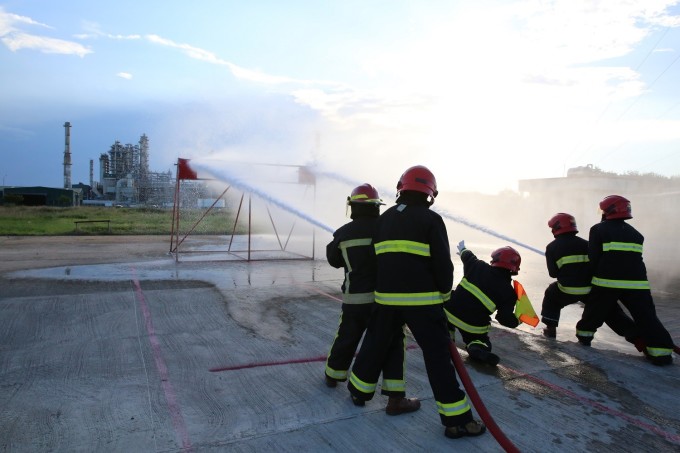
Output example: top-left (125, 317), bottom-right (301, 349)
top-left (223, 280), bottom-right (679, 444)
top-left (210, 344), bottom-right (420, 373)
top-left (500, 363), bottom-right (680, 445)
top-left (300, 283), bottom-right (342, 302)
top-left (131, 268), bottom-right (192, 452)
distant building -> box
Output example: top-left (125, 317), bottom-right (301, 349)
top-left (1, 186), bottom-right (82, 207)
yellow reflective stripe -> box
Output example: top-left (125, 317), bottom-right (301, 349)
top-left (339, 238), bottom-right (372, 250)
top-left (349, 194), bottom-right (380, 203)
top-left (339, 238), bottom-right (372, 294)
top-left (557, 283), bottom-right (592, 295)
top-left (459, 278), bottom-right (496, 312)
top-left (444, 309), bottom-right (490, 334)
top-left (374, 240), bottom-right (431, 257)
top-left (602, 242), bottom-right (643, 253)
top-left (576, 330), bottom-right (594, 338)
top-left (349, 372), bottom-right (376, 395)
top-left (325, 365), bottom-right (347, 381)
top-left (381, 379), bottom-right (406, 392)
top-left (645, 347), bottom-right (673, 357)
top-left (375, 291), bottom-right (444, 306)
top-left (556, 254), bottom-right (589, 269)
top-left (442, 290), bottom-right (451, 302)
top-left (436, 396), bottom-right (471, 417)
top-left (591, 277), bottom-right (650, 290)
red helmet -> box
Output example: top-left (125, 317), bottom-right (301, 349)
top-left (599, 195), bottom-right (632, 220)
top-left (396, 165), bottom-right (438, 199)
top-left (347, 183), bottom-right (384, 205)
top-left (548, 213), bottom-right (578, 236)
top-left (490, 246), bottom-right (521, 275)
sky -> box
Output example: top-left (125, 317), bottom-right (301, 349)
top-left (2, 0), bottom-right (680, 194)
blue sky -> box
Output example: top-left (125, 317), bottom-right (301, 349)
top-left (1, 0), bottom-right (680, 193)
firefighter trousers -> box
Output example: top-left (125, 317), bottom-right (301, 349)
top-left (348, 303), bottom-right (473, 427)
top-left (576, 286), bottom-right (674, 354)
top-left (542, 282), bottom-right (638, 339)
top-left (326, 303), bottom-right (389, 382)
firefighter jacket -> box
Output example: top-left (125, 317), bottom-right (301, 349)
top-left (588, 219), bottom-right (650, 290)
top-left (445, 249), bottom-right (519, 333)
top-left (372, 199), bottom-right (453, 306)
top-left (326, 216), bottom-right (379, 304)
top-left (545, 233), bottom-right (592, 295)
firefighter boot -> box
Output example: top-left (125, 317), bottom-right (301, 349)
top-left (385, 396), bottom-right (421, 416)
top-left (543, 325), bottom-right (557, 339)
top-left (324, 374), bottom-right (338, 388)
top-left (444, 419), bottom-right (487, 439)
top-left (467, 344), bottom-right (500, 366)
top-left (576, 334), bottom-right (592, 346)
top-left (350, 395), bottom-right (366, 407)
top-left (644, 350), bottom-right (673, 366)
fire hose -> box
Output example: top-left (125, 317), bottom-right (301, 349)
top-left (449, 341), bottom-right (520, 453)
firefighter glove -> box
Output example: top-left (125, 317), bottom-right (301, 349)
top-left (456, 240), bottom-right (466, 255)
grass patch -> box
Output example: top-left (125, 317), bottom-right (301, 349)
top-left (0, 206), bottom-right (246, 236)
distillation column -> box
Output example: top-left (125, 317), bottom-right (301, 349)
top-left (63, 121), bottom-right (72, 189)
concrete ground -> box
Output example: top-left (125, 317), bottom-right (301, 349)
top-left (0, 235), bottom-right (679, 453)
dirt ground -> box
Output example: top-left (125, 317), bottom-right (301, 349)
top-left (0, 235), bottom-right (172, 274)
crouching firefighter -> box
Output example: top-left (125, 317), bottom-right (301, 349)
top-left (444, 243), bottom-right (521, 366)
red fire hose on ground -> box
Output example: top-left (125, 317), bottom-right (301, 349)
top-left (449, 341), bottom-right (521, 453)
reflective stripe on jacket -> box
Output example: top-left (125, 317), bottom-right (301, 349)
top-left (373, 202), bottom-right (453, 306)
top-left (588, 220), bottom-right (649, 289)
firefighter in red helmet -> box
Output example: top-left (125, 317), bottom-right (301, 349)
top-left (576, 196), bottom-right (674, 365)
top-left (444, 244), bottom-right (521, 366)
top-left (541, 213), bottom-right (640, 346)
top-left (348, 165), bottom-right (486, 439)
top-left (325, 184), bottom-right (407, 396)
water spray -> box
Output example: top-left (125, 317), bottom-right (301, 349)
top-left (191, 160), bottom-right (335, 234)
top-left (313, 169), bottom-right (544, 256)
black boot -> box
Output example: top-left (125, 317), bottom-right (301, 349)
top-left (467, 344), bottom-right (500, 366)
top-left (543, 325), bottom-right (556, 338)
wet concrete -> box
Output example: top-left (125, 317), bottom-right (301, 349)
top-left (0, 236), bottom-right (678, 452)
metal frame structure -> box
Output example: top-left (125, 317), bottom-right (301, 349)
top-left (169, 159), bottom-right (317, 262)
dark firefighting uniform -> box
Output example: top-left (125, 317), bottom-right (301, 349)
top-left (576, 219), bottom-right (674, 360)
top-left (348, 194), bottom-right (474, 427)
top-left (325, 215), bottom-right (406, 392)
top-left (443, 248), bottom-right (519, 352)
top-left (541, 232), bottom-right (638, 339)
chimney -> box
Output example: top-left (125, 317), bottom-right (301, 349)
top-left (63, 122), bottom-right (72, 189)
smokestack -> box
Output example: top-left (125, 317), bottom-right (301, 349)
top-left (63, 122), bottom-right (72, 189)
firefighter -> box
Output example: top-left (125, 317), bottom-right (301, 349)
top-left (541, 213), bottom-right (641, 347)
top-left (325, 184), bottom-right (413, 412)
top-left (576, 195), bottom-right (674, 366)
top-left (347, 165), bottom-right (486, 439)
top-left (444, 244), bottom-right (521, 366)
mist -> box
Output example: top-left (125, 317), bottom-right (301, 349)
top-left (184, 155), bottom-right (680, 297)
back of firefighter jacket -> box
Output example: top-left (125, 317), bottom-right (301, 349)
top-left (588, 220), bottom-right (648, 284)
top-left (373, 202), bottom-right (453, 304)
top-left (326, 216), bottom-right (379, 302)
top-left (546, 234), bottom-right (592, 290)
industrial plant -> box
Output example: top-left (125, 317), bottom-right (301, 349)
top-left (1, 122), bottom-right (205, 207)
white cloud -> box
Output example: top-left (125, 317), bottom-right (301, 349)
top-left (0, 7), bottom-right (91, 56)
top-left (116, 72), bottom-right (133, 80)
top-left (2, 31), bottom-right (91, 56)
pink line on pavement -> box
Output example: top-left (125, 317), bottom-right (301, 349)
top-left (131, 269), bottom-right (192, 452)
top-left (222, 281), bottom-right (680, 445)
top-left (501, 364), bottom-right (680, 445)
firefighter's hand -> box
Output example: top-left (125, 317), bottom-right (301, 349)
top-left (456, 240), bottom-right (466, 255)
